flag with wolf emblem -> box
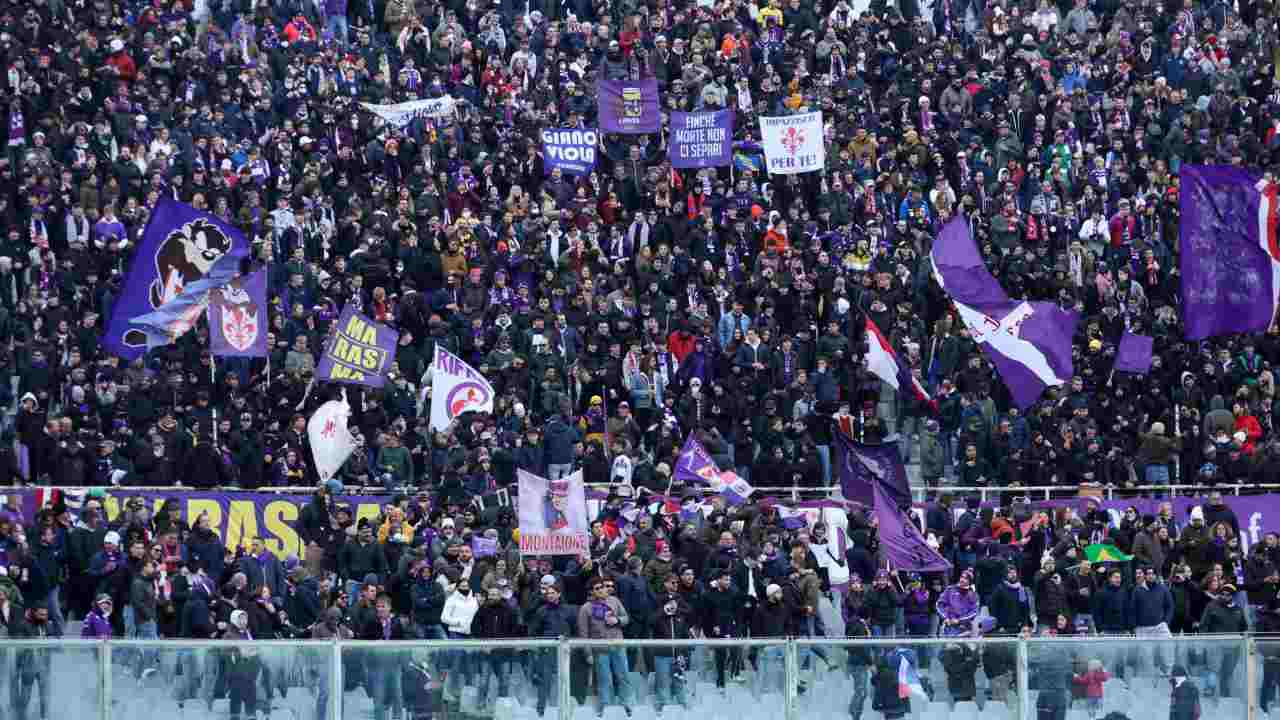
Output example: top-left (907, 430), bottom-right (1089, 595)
top-left (102, 198), bottom-right (250, 359)
top-left (209, 269), bottom-right (268, 357)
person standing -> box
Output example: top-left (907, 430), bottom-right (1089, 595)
top-left (1169, 665), bottom-right (1201, 720)
top-left (359, 595), bottom-right (408, 720)
top-left (577, 576), bottom-right (631, 715)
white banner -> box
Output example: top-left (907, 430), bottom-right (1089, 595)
top-left (517, 469), bottom-right (590, 555)
top-left (307, 399), bottom-right (356, 482)
top-left (759, 111), bottom-right (825, 175)
top-left (429, 346), bottom-right (495, 431)
top-left (360, 97), bottom-right (456, 128)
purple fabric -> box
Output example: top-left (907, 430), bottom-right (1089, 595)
top-left (674, 433), bottom-right (719, 485)
top-left (315, 304), bottom-right (400, 387)
top-left (873, 471), bottom-right (951, 573)
top-left (81, 610), bottom-right (113, 638)
top-left (597, 79), bottom-right (661, 134)
top-left (209, 268), bottom-right (268, 357)
top-left (668, 111), bottom-right (733, 168)
top-left (1114, 331), bottom-right (1154, 374)
top-left (103, 198), bottom-right (250, 360)
top-left (931, 217), bottom-right (1079, 409)
top-left (1179, 164), bottom-right (1273, 340)
top-left (835, 432), bottom-right (910, 510)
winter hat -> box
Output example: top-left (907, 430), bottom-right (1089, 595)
top-left (104, 531), bottom-right (121, 545)
top-left (540, 574), bottom-right (558, 587)
top-left (1190, 506), bottom-right (1205, 522)
top-left (1149, 422), bottom-right (1165, 435)
top-left (766, 583), bottom-right (782, 597)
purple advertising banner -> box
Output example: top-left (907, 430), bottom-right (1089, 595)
top-left (597, 78), bottom-right (661, 134)
top-left (668, 110), bottom-right (733, 168)
top-left (315, 304), bottom-right (400, 387)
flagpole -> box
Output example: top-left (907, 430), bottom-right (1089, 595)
top-left (211, 354), bottom-right (218, 447)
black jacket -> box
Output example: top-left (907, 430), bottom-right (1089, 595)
top-left (941, 644), bottom-right (979, 701)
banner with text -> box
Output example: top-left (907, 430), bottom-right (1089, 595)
top-left (541, 128), bottom-right (598, 176)
top-left (669, 110), bottom-right (733, 168)
top-left (598, 79), bottom-right (661, 134)
top-left (759, 112), bottom-right (825, 175)
top-left (315, 304), bottom-right (400, 387)
top-left (517, 468), bottom-right (590, 555)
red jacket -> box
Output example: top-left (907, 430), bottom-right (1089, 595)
top-left (667, 330), bottom-right (696, 363)
top-left (1072, 669), bottom-right (1110, 698)
top-left (1234, 414), bottom-right (1262, 454)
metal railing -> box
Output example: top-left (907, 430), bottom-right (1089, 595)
top-left (6, 634), bottom-right (1269, 720)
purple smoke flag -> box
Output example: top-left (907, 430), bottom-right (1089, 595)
top-left (209, 269), bottom-right (268, 357)
top-left (1114, 332), bottom-right (1154, 375)
top-left (541, 128), bottom-right (598, 176)
top-left (103, 198), bottom-right (250, 359)
top-left (835, 431), bottom-right (911, 510)
top-left (1179, 165), bottom-right (1280, 340)
top-left (931, 217), bottom-right (1079, 409)
top-left (668, 111), bottom-right (733, 168)
top-left (315, 304), bottom-right (400, 387)
top-left (873, 477), bottom-right (951, 573)
top-left (597, 78), bottom-right (661, 134)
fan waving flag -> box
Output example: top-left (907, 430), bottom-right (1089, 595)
top-left (429, 346), bottom-right (495, 431)
top-left (931, 217), bottom-right (1079, 409)
top-left (897, 651), bottom-right (928, 702)
top-left (835, 431), bottom-right (911, 510)
top-left (1084, 543), bottom-right (1134, 562)
top-left (873, 473), bottom-right (952, 573)
top-left (1179, 165), bottom-right (1280, 340)
top-left (865, 318), bottom-right (934, 410)
top-left (674, 433), bottom-right (754, 503)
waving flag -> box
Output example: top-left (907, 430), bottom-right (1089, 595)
top-left (1179, 165), bottom-right (1280, 340)
top-left (835, 432), bottom-right (911, 510)
top-left (874, 474), bottom-right (952, 573)
top-left (675, 433), bottom-right (754, 503)
top-left (429, 346), bottom-right (495, 430)
top-left (1084, 543), bottom-right (1134, 562)
top-left (897, 652), bottom-right (927, 702)
top-left (208, 269), bottom-right (268, 357)
top-left (307, 398), bottom-right (356, 482)
top-left (931, 217), bottom-right (1079, 409)
top-left (864, 318), bottom-right (934, 410)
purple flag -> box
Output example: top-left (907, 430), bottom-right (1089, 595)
top-left (315, 304), bottom-right (400, 387)
top-left (873, 477), bottom-right (951, 573)
top-left (674, 433), bottom-right (719, 485)
top-left (1179, 165), bottom-right (1280, 340)
top-left (541, 128), bottom-right (598, 176)
top-left (668, 110), bottom-right (733, 168)
top-left (835, 431), bottom-right (910, 510)
top-left (103, 198), bottom-right (250, 359)
top-left (597, 78), bottom-right (661, 134)
top-left (209, 269), bottom-right (268, 357)
top-left (931, 217), bottom-right (1079, 409)
top-left (1114, 332), bottom-right (1154, 375)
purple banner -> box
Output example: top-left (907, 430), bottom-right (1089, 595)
top-left (669, 111), bottom-right (733, 168)
top-left (103, 198), bottom-right (251, 360)
top-left (541, 128), bottom-right (598, 176)
top-left (209, 268), bottom-right (268, 357)
top-left (1114, 332), bottom-right (1154, 375)
top-left (315, 304), bottom-right (400, 387)
top-left (674, 433), bottom-right (719, 485)
top-left (876, 479), bottom-right (951, 573)
top-left (2, 488), bottom-right (392, 560)
top-left (836, 432), bottom-right (911, 510)
top-left (1179, 164), bottom-right (1276, 341)
top-left (597, 79), bottom-right (661, 134)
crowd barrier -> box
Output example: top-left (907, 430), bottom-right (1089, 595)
top-left (3, 635), bottom-right (1271, 720)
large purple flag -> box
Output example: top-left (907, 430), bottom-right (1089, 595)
top-left (315, 304), bottom-right (399, 387)
top-left (209, 269), bottom-right (268, 357)
top-left (873, 478), bottom-right (951, 573)
top-left (103, 198), bottom-right (250, 359)
top-left (597, 78), bottom-right (661, 134)
top-left (931, 217), bottom-right (1079, 409)
top-left (1179, 165), bottom-right (1280, 340)
top-left (1113, 332), bottom-right (1153, 375)
top-left (668, 111), bottom-right (733, 168)
top-left (835, 431), bottom-right (911, 510)
top-left (674, 433), bottom-right (720, 485)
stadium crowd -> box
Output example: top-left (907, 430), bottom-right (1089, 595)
top-left (2, 0), bottom-right (1280, 717)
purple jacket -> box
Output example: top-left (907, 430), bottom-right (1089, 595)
top-left (325, 0), bottom-right (348, 16)
top-left (81, 609), bottom-right (113, 638)
top-left (936, 585), bottom-right (978, 624)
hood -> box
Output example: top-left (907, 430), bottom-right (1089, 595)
top-left (1210, 395), bottom-right (1226, 411)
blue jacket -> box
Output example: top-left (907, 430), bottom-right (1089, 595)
top-left (542, 417), bottom-right (580, 466)
top-left (1092, 583), bottom-right (1133, 633)
top-left (1131, 582), bottom-right (1173, 628)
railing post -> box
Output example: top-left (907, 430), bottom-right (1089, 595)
top-left (784, 640), bottom-right (798, 720)
top-left (100, 639), bottom-right (112, 720)
top-left (1247, 636), bottom-right (1258, 720)
top-left (331, 640), bottom-right (343, 720)
top-left (1017, 638), bottom-right (1031, 720)
top-left (558, 638), bottom-right (573, 720)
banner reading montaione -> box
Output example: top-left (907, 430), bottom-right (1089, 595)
top-left (759, 111), bottom-right (825, 175)
top-left (668, 110), bottom-right (733, 168)
top-left (517, 469), bottom-right (590, 555)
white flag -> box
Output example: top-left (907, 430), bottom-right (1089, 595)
top-left (360, 97), bottom-right (456, 128)
top-left (307, 399), bottom-right (356, 482)
top-left (759, 111), bottom-right (825, 175)
top-left (429, 346), bottom-right (496, 431)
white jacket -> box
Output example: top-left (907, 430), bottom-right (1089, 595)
top-left (441, 590), bottom-right (479, 635)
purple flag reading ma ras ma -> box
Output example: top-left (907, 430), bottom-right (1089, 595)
top-left (597, 78), bottom-right (661, 134)
top-left (931, 217), bottom-right (1079, 409)
top-left (874, 478), bottom-right (951, 573)
top-left (315, 305), bottom-right (400, 387)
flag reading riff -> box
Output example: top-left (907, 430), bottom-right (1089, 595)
top-left (1179, 164), bottom-right (1280, 340)
top-left (429, 346), bottom-right (495, 431)
top-left (209, 269), bottom-right (268, 357)
top-left (307, 399), bottom-right (356, 482)
top-left (759, 112), bottom-right (825, 175)
top-left (1114, 332), bottom-right (1154, 375)
top-left (836, 431), bottom-right (911, 510)
top-left (541, 128), bottom-right (598, 176)
top-left (931, 217), bottom-right (1079, 409)
top-left (597, 79), bottom-right (661, 134)
top-left (517, 469), bottom-right (590, 555)
top-left (315, 305), bottom-right (399, 387)
top-left (874, 472), bottom-right (951, 573)
top-left (865, 318), bottom-right (933, 408)
top-left (104, 198), bottom-right (250, 359)
top-left (668, 110), bottom-right (734, 169)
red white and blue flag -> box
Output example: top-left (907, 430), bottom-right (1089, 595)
top-left (864, 318), bottom-right (934, 410)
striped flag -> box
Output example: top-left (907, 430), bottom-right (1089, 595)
top-left (864, 318), bottom-right (934, 410)
top-left (897, 652), bottom-right (927, 701)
